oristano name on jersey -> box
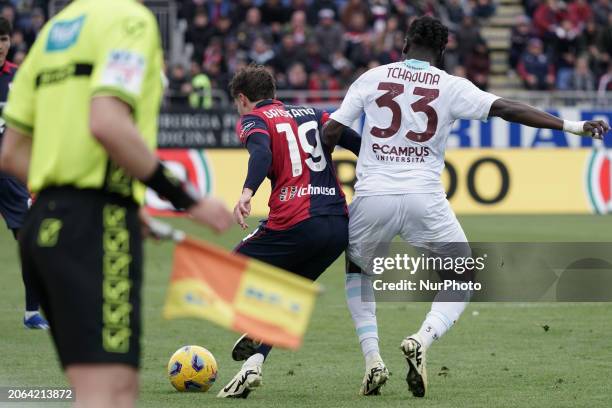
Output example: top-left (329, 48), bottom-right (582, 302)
top-left (262, 107), bottom-right (316, 119)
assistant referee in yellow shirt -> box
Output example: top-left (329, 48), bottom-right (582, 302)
top-left (0, 0), bottom-right (232, 406)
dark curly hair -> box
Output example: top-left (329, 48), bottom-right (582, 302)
top-left (229, 64), bottom-right (276, 101)
top-left (405, 16), bottom-right (449, 53)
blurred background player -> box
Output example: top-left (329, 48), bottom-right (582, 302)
top-left (324, 16), bottom-right (609, 399)
top-left (217, 65), bottom-right (360, 398)
top-left (0, 1), bottom-right (232, 407)
top-left (0, 16), bottom-right (47, 329)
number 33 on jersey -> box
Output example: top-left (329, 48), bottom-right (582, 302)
top-left (330, 59), bottom-right (500, 197)
top-left (236, 100), bottom-right (347, 230)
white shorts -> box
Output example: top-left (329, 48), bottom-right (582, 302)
top-left (347, 192), bottom-right (469, 271)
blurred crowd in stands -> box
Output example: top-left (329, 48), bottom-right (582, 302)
top-left (514, 0), bottom-right (611, 92)
top-left (172, 0), bottom-right (611, 107)
top-left (0, 0), bottom-right (609, 108)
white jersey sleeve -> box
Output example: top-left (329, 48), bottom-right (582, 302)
top-left (449, 78), bottom-right (500, 121)
top-left (329, 74), bottom-right (365, 126)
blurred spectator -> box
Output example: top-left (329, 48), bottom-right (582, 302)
top-left (307, 0), bottom-right (340, 26)
top-left (533, 0), bottom-right (562, 40)
top-left (168, 64), bottom-right (191, 107)
top-left (249, 37), bottom-right (275, 65)
top-left (570, 56), bottom-right (596, 90)
top-left (308, 65), bottom-right (342, 102)
top-left (567, 0), bottom-right (592, 29)
top-left (273, 33), bottom-right (307, 72)
top-left (517, 38), bottom-right (556, 89)
top-left (314, 9), bottom-right (345, 61)
top-left (456, 16), bottom-right (483, 57)
top-left (236, 8), bottom-right (271, 49)
top-left (186, 11), bottom-right (215, 62)
top-left (259, 0), bottom-right (289, 34)
top-left (453, 65), bottom-right (468, 78)
top-left (286, 62), bottom-right (309, 90)
top-left (207, 0), bottom-right (231, 24)
top-left (304, 39), bottom-right (324, 72)
top-left (592, 0), bottom-right (611, 26)
top-left (189, 62), bottom-right (213, 109)
top-left (231, 0), bottom-right (255, 24)
top-left (445, 0), bottom-right (466, 27)
top-left (1, 4), bottom-right (15, 27)
top-left (12, 49), bottom-right (25, 65)
top-left (7, 29), bottom-right (26, 62)
top-left (471, 0), bottom-right (497, 19)
top-left (554, 19), bottom-right (580, 89)
top-left (341, 0), bottom-right (372, 28)
top-left (443, 32), bottom-right (462, 73)
top-left (509, 16), bottom-right (532, 70)
top-left (22, 7), bottom-right (44, 47)
top-left (465, 40), bottom-right (491, 90)
top-left (598, 62), bottom-right (612, 95)
top-left (285, 10), bottom-right (310, 46)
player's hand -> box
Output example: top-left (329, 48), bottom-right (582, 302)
top-left (234, 188), bottom-right (253, 230)
top-left (583, 120), bottom-right (610, 140)
top-left (188, 196), bottom-right (233, 233)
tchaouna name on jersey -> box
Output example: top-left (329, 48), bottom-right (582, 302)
top-left (386, 67), bottom-right (440, 85)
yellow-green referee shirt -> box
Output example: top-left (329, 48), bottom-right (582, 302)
top-left (3, 0), bottom-right (163, 204)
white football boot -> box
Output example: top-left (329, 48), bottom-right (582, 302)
top-left (359, 355), bottom-right (389, 396)
top-left (400, 334), bottom-right (427, 397)
top-left (217, 363), bottom-right (262, 398)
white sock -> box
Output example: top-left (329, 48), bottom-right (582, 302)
top-left (24, 310), bottom-right (39, 320)
top-left (417, 291), bottom-right (469, 349)
top-left (244, 353), bottom-right (264, 367)
top-left (345, 273), bottom-right (380, 362)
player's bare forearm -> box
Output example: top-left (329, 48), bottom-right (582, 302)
top-left (489, 98), bottom-right (563, 130)
top-left (0, 127), bottom-right (31, 184)
top-left (322, 119), bottom-right (345, 148)
top-left (489, 98), bottom-right (609, 139)
top-left (89, 96), bottom-right (158, 181)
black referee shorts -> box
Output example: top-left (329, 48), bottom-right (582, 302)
top-left (19, 187), bottom-right (143, 369)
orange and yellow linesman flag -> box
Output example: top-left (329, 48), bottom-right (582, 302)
top-left (163, 237), bottom-right (321, 350)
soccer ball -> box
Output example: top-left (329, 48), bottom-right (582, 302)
top-left (167, 345), bottom-right (218, 392)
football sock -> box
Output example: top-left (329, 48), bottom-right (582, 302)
top-left (17, 229), bottom-right (41, 313)
top-left (345, 272), bottom-right (380, 362)
top-left (416, 291), bottom-right (469, 349)
top-left (256, 343), bottom-right (272, 360)
top-left (244, 353), bottom-right (264, 367)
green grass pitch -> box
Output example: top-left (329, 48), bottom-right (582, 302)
top-left (1, 215), bottom-right (612, 407)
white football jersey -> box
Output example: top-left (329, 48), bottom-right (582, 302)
top-left (330, 59), bottom-right (500, 196)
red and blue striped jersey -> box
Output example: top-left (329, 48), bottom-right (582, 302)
top-left (237, 99), bottom-right (347, 230)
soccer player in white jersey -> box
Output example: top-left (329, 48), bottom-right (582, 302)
top-left (323, 16), bottom-right (609, 398)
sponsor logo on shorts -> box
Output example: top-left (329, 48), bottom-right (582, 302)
top-left (371, 143), bottom-right (430, 163)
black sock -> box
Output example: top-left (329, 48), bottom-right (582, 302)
top-left (257, 343), bottom-right (273, 360)
top-left (13, 228), bottom-right (40, 312)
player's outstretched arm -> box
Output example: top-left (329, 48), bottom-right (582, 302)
top-left (488, 98), bottom-right (610, 139)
